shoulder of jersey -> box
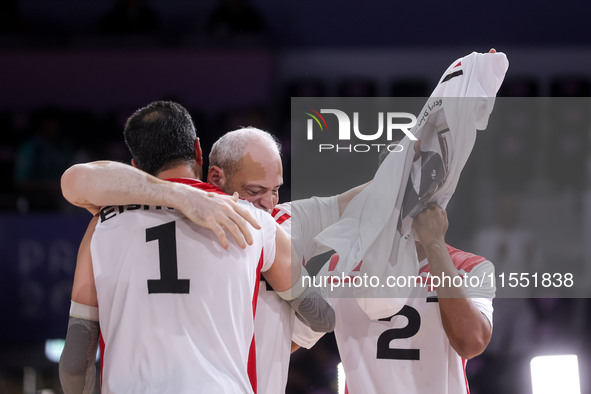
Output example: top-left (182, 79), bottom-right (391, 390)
top-left (446, 244), bottom-right (488, 273)
top-left (271, 202), bottom-right (291, 225)
top-left (165, 178), bottom-right (227, 195)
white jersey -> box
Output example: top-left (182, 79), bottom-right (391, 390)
top-left (313, 51), bottom-right (507, 321)
top-left (91, 179), bottom-right (276, 394)
top-left (293, 245), bottom-right (495, 394)
top-left (254, 196), bottom-right (339, 394)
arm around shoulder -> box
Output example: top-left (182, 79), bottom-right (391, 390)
top-left (61, 161), bottom-right (185, 215)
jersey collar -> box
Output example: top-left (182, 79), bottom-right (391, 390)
top-left (164, 178), bottom-right (227, 195)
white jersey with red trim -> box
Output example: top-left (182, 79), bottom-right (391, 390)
top-left (91, 180), bottom-right (276, 394)
top-left (293, 245), bottom-right (495, 394)
top-left (254, 196), bottom-right (339, 394)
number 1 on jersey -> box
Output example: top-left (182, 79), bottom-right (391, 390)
top-left (146, 221), bottom-right (190, 294)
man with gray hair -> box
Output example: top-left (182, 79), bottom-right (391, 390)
top-left (208, 127), bottom-right (283, 212)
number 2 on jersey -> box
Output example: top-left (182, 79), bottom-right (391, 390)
top-left (376, 305), bottom-right (421, 360)
top-left (321, 251), bottom-right (421, 361)
top-left (146, 221), bottom-right (190, 294)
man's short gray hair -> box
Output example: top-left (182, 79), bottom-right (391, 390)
top-left (209, 127), bottom-right (282, 175)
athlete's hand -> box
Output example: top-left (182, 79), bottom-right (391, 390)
top-left (179, 187), bottom-right (261, 250)
top-left (412, 203), bottom-right (448, 247)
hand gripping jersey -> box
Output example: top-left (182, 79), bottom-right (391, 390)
top-left (254, 196), bottom-right (339, 394)
top-left (293, 245), bottom-right (495, 394)
top-left (91, 179), bottom-right (276, 394)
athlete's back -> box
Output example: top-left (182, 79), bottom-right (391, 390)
top-left (91, 181), bottom-right (276, 394)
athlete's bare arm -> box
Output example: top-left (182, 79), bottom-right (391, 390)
top-left (413, 204), bottom-right (492, 360)
top-left (263, 223), bottom-right (336, 333)
top-left (70, 216), bottom-right (99, 307)
top-left (60, 216), bottom-right (100, 394)
top-left (261, 223), bottom-right (294, 292)
top-left (61, 161), bottom-right (260, 250)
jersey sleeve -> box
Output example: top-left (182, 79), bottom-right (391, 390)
top-left (471, 297), bottom-right (494, 328)
top-left (290, 196), bottom-right (339, 260)
top-left (272, 202), bottom-right (292, 234)
top-left (290, 196), bottom-right (339, 240)
top-left (291, 315), bottom-right (326, 349)
top-left (464, 260), bottom-right (495, 327)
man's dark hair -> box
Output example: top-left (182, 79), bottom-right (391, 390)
top-left (123, 101), bottom-right (197, 175)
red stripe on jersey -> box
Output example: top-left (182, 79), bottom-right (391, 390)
top-left (275, 213), bottom-right (290, 225)
top-left (99, 332), bottom-right (105, 387)
top-left (272, 207), bottom-right (291, 225)
top-left (462, 357), bottom-right (470, 394)
top-left (253, 252), bottom-right (264, 316)
top-left (165, 178), bottom-right (228, 196)
top-left (328, 253), bottom-right (340, 271)
top-left (247, 251), bottom-right (265, 394)
top-left (446, 244), bottom-right (486, 273)
top-left (418, 245), bottom-right (486, 274)
top-left (418, 264), bottom-right (430, 275)
top-left (247, 338), bottom-right (257, 394)
top-left (454, 61), bottom-right (462, 68)
top-left (352, 260), bottom-right (362, 272)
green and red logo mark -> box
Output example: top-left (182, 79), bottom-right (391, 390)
top-left (304, 109), bottom-right (329, 136)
